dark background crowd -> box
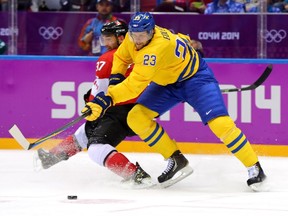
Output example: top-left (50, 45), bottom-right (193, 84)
top-left (1, 0), bottom-right (288, 13)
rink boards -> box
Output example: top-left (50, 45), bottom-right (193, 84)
top-left (1, 56), bottom-right (288, 156)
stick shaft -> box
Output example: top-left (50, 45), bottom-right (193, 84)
top-left (9, 109), bottom-right (90, 150)
top-left (28, 112), bottom-right (88, 149)
top-left (10, 65), bottom-right (272, 149)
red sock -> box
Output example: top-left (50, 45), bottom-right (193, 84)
top-left (50, 135), bottom-right (81, 157)
top-left (104, 151), bottom-right (137, 179)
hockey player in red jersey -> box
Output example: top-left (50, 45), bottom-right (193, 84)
top-left (35, 20), bottom-right (153, 187)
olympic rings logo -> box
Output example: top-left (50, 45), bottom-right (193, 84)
top-left (38, 26), bottom-right (63, 40)
top-left (262, 29), bottom-right (287, 43)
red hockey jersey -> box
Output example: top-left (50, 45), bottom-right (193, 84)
top-left (89, 48), bottom-right (137, 105)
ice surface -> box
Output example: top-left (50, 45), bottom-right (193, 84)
top-left (1, 150), bottom-right (288, 216)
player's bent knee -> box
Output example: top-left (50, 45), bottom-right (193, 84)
top-left (127, 104), bottom-right (158, 134)
top-left (88, 144), bottom-right (116, 166)
top-left (208, 115), bottom-right (236, 139)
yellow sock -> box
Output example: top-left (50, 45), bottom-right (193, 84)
top-left (127, 104), bottom-right (178, 159)
top-left (208, 116), bottom-right (258, 167)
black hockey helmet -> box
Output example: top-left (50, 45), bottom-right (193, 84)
top-left (101, 20), bottom-right (128, 37)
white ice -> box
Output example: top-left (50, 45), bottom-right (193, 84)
top-left (1, 150), bottom-right (288, 216)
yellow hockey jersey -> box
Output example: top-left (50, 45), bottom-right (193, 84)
top-left (107, 25), bottom-right (200, 104)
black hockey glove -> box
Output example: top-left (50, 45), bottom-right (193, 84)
top-left (83, 88), bottom-right (92, 103)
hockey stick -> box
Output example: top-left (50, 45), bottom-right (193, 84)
top-left (221, 64), bottom-right (273, 93)
top-left (9, 109), bottom-right (91, 150)
top-left (9, 65), bottom-right (272, 150)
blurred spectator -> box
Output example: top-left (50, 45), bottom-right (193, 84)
top-left (78, 0), bottom-right (120, 56)
top-left (238, 0), bottom-right (258, 12)
top-left (266, 0), bottom-right (281, 12)
top-left (153, 0), bottom-right (211, 13)
top-left (267, 0), bottom-right (282, 12)
top-left (153, 0), bottom-right (186, 12)
top-left (4, 0), bottom-right (92, 11)
top-left (38, 1), bottom-right (50, 11)
top-left (1, 0), bottom-right (37, 11)
top-left (18, 0), bottom-right (32, 10)
top-left (1, 0), bottom-right (32, 11)
top-left (239, 0), bottom-right (282, 12)
top-left (58, 0), bottom-right (94, 11)
top-left (140, 0), bottom-right (157, 11)
top-left (284, 0), bottom-right (288, 12)
top-left (112, 0), bottom-right (130, 12)
top-left (59, 0), bottom-right (71, 10)
top-left (189, 0), bottom-right (209, 13)
top-left (30, 0), bottom-right (63, 11)
top-left (0, 39), bottom-right (7, 54)
top-left (204, 0), bottom-right (245, 14)
top-left (30, 0), bottom-right (39, 11)
top-left (0, 0), bottom-right (8, 11)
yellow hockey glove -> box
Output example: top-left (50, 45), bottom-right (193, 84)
top-left (81, 92), bottom-right (112, 121)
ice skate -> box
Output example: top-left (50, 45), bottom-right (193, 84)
top-left (247, 162), bottom-right (268, 192)
top-left (122, 162), bottom-right (156, 189)
top-left (34, 148), bottom-right (68, 171)
top-left (158, 150), bottom-right (193, 188)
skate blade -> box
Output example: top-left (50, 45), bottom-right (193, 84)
top-left (249, 177), bottom-right (270, 192)
top-left (159, 165), bottom-right (194, 188)
top-left (121, 178), bottom-right (157, 190)
top-left (33, 151), bottom-right (44, 172)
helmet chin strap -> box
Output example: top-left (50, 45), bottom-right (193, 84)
top-left (116, 38), bottom-right (121, 47)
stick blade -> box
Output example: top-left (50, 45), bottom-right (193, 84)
top-left (221, 64), bottom-right (273, 93)
top-left (9, 125), bottom-right (30, 150)
top-left (252, 64), bottom-right (273, 87)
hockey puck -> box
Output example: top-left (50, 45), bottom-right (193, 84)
top-left (67, 195), bottom-right (77, 200)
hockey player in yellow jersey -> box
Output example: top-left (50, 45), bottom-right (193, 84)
top-left (82, 12), bottom-right (267, 190)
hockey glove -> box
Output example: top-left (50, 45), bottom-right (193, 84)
top-left (83, 88), bottom-right (92, 103)
top-left (190, 40), bottom-right (204, 57)
top-left (109, 73), bottom-right (125, 86)
top-left (81, 92), bottom-right (112, 121)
